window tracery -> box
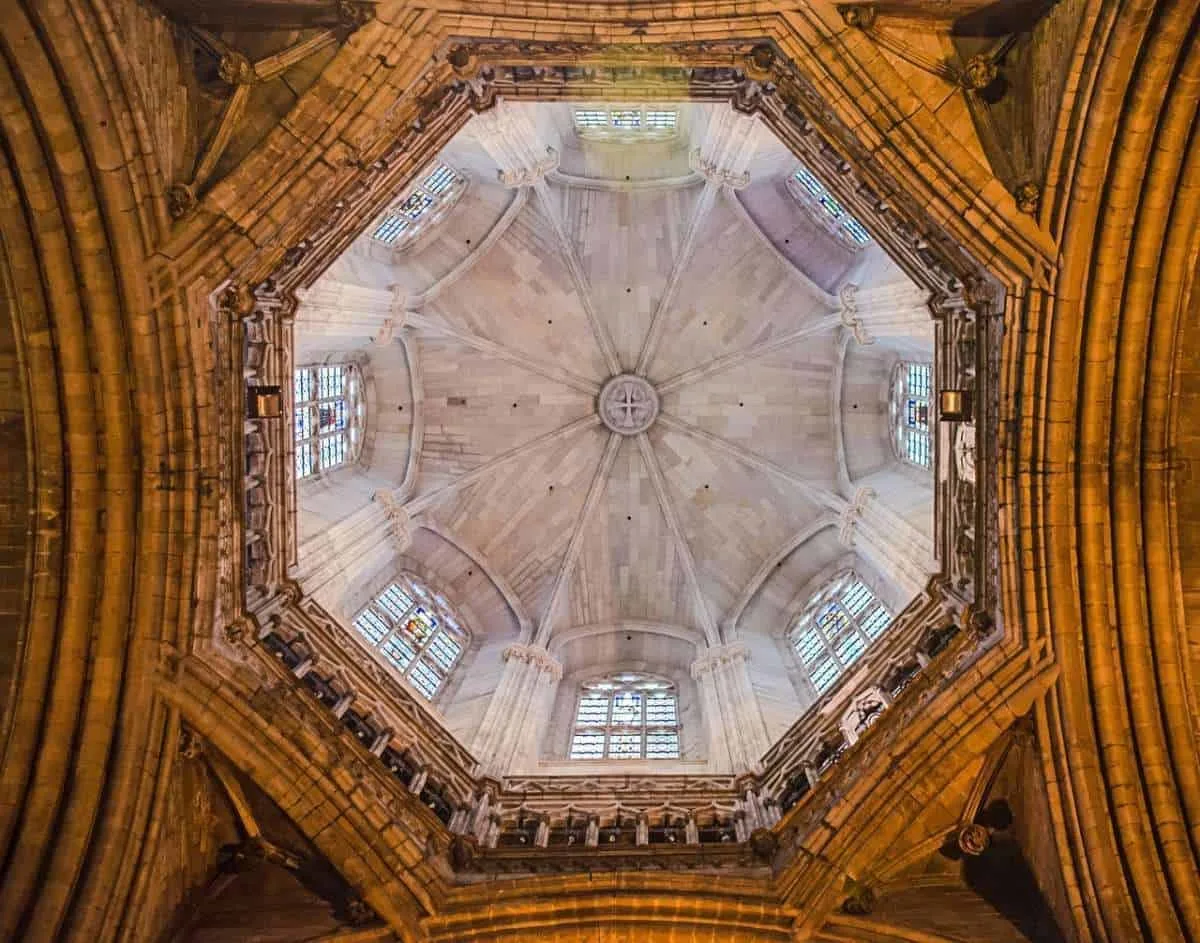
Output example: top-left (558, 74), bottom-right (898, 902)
top-left (569, 673), bottom-right (680, 760)
top-left (573, 106), bottom-right (679, 142)
top-left (790, 571), bottom-right (892, 695)
top-left (352, 574), bottom-right (469, 700)
top-left (787, 164), bottom-right (871, 248)
top-left (892, 361), bottom-right (933, 468)
top-left (371, 163), bottom-right (465, 250)
top-left (293, 363), bottom-right (364, 479)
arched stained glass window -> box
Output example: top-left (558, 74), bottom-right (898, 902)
top-left (293, 363), bottom-right (364, 479)
top-left (569, 673), bottom-right (680, 760)
top-left (352, 574), bottom-right (469, 700)
top-left (892, 361), bottom-right (933, 468)
top-left (790, 571), bottom-right (892, 695)
top-left (787, 164), bottom-right (871, 248)
top-left (371, 163), bottom-right (465, 249)
top-left (573, 105), bottom-right (679, 142)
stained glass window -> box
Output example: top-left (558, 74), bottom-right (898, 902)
top-left (351, 574), bottom-right (468, 701)
top-left (573, 105), bottom-right (679, 142)
top-left (893, 362), bottom-right (933, 469)
top-left (293, 364), bottom-right (363, 480)
top-left (788, 164), bottom-right (871, 249)
top-left (371, 163), bottom-right (466, 250)
top-left (569, 673), bottom-right (680, 760)
top-left (790, 571), bottom-right (892, 695)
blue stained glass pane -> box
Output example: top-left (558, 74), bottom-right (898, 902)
top-left (835, 632), bottom-right (867, 666)
top-left (646, 731), bottom-right (679, 758)
top-left (409, 658), bottom-right (443, 699)
top-left (861, 606), bottom-right (892, 639)
top-left (794, 626), bottom-right (824, 665)
top-left (381, 634), bottom-right (416, 671)
top-left (843, 580), bottom-right (872, 616)
top-left (376, 583), bottom-right (413, 621)
top-left (608, 733), bottom-right (641, 757)
top-left (354, 607), bottom-right (389, 644)
top-left (570, 732), bottom-right (604, 759)
top-left (646, 695), bottom-right (676, 725)
top-left (424, 165), bottom-right (457, 193)
top-left (426, 631), bottom-right (461, 672)
top-left (611, 692), bottom-right (642, 726)
top-left (576, 696), bottom-right (609, 725)
top-left (811, 658), bottom-right (841, 693)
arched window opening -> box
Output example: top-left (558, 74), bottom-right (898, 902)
top-left (790, 571), bottom-right (892, 695)
top-left (569, 673), bottom-right (680, 760)
top-left (352, 574), bottom-right (469, 700)
top-left (371, 163), bottom-right (465, 250)
top-left (573, 105), bottom-right (679, 142)
top-left (787, 164), bottom-right (871, 248)
top-left (892, 361), bottom-right (933, 468)
top-left (293, 363), bottom-right (364, 479)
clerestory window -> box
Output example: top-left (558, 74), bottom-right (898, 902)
top-left (569, 673), bottom-right (680, 760)
top-left (892, 361), bottom-right (933, 468)
top-left (352, 574), bottom-right (469, 700)
top-left (790, 571), bottom-right (892, 695)
top-left (787, 164), bottom-right (871, 248)
top-left (371, 163), bottom-right (466, 250)
top-left (573, 105), bottom-right (679, 142)
top-left (293, 363), bottom-right (364, 480)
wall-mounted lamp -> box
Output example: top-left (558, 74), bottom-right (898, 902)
top-left (247, 385), bottom-right (282, 419)
top-left (939, 389), bottom-right (972, 422)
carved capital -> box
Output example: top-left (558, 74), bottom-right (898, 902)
top-left (502, 643), bottom-right (563, 680)
top-left (691, 641), bottom-right (750, 677)
top-left (837, 283), bottom-right (874, 345)
top-left (688, 149), bottom-right (751, 189)
top-left (497, 148), bottom-right (560, 188)
top-left (374, 490), bottom-right (413, 554)
top-left (837, 486), bottom-right (875, 547)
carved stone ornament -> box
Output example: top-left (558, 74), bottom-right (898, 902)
top-left (841, 877), bottom-right (876, 915)
top-left (502, 643), bottom-right (563, 680)
top-left (598, 374), bottom-right (660, 435)
top-left (957, 822), bottom-right (991, 856)
top-left (374, 490), bottom-right (413, 554)
top-left (960, 55), bottom-right (999, 91)
top-left (447, 45), bottom-right (479, 78)
top-left (178, 728), bottom-right (203, 760)
top-left (167, 182), bottom-right (197, 220)
top-left (220, 282), bottom-right (258, 319)
top-left (748, 827), bottom-right (778, 862)
top-left (218, 51), bottom-right (255, 86)
top-left (837, 283), bottom-right (874, 345)
top-left (337, 0), bottom-right (375, 30)
top-left (954, 423), bottom-right (976, 483)
top-left (839, 4), bottom-right (877, 29)
top-left (743, 44), bottom-right (777, 82)
top-left (449, 833), bottom-right (478, 870)
top-left (1015, 181), bottom-right (1042, 215)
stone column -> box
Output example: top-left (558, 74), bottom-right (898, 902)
top-left (838, 486), bottom-right (933, 601)
top-left (471, 103), bottom-right (559, 188)
top-left (470, 643), bottom-right (562, 776)
top-left (690, 643), bottom-right (772, 775)
top-left (291, 498), bottom-right (402, 619)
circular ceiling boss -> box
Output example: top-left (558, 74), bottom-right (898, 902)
top-left (597, 374), bottom-right (660, 436)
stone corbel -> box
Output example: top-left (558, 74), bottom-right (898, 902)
top-left (501, 643), bottom-right (563, 680)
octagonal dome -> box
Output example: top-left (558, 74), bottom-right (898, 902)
top-left (289, 100), bottom-right (937, 775)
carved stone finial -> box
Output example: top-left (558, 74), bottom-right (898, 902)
top-left (957, 822), bottom-right (991, 856)
top-left (218, 51), bottom-right (255, 86)
top-left (167, 182), bottom-right (197, 220)
top-left (839, 4), bottom-right (877, 29)
top-left (1015, 181), bottom-right (1041, 215)
top-left (960, 55), bottom-right (999, 91)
